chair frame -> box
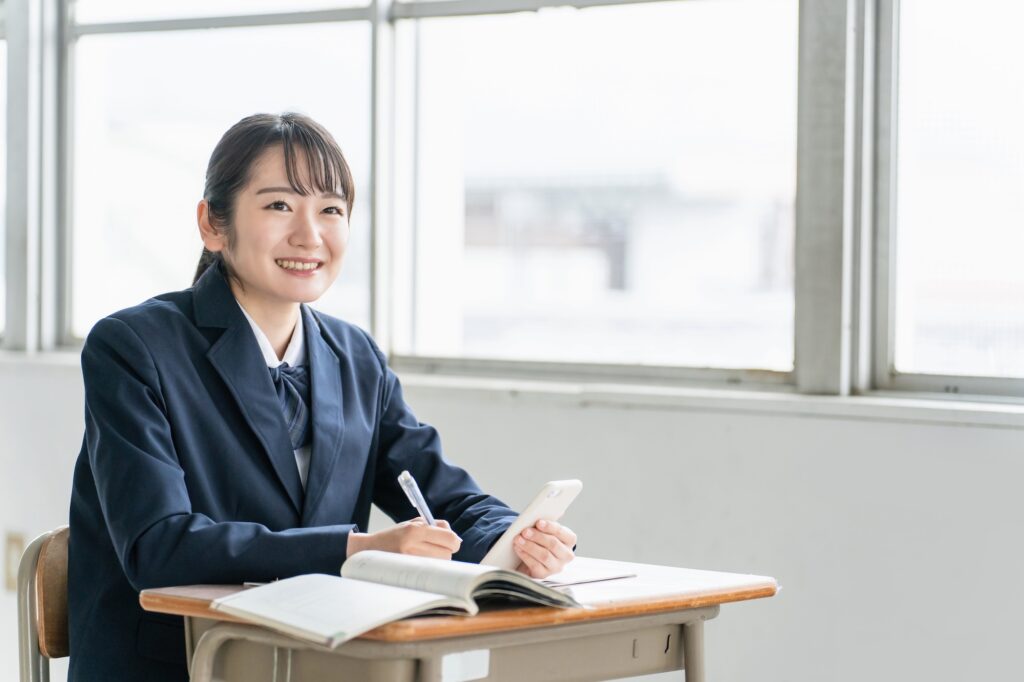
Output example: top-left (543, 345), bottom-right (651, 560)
top-left (18, 528), bottom-right (66, 682)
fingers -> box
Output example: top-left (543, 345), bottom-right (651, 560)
top-left (536, 519), bottom-right (577, 548)
top-left (397, 520), bottom-right (461, 558)
top-left (414, 545), bottom-right (455, 560)
top-left (513, 537), bottom-right (570, 578)
top-left (524, 527), bottom-right (574, 563)
top-left (359, 519), bottom-right (462, 560)
top-left (513, 544), bottom-right (547, 578)
top-left (423, 524), bottom-right (462, 553)
top-left (514, 528), bottom-right (573, 578)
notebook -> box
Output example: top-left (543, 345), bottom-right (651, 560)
top-left (210, 550), bottom-right (580, 648)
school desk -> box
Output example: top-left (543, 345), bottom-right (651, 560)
top-left (141, 557), bottom-right (778, 682)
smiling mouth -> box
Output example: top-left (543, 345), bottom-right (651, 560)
top-left (275, 259), bottom-right (322, 272)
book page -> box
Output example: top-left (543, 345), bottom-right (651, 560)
top-left (555, 558), bottom-right (778, 608)
top-left (343, 550), bottom-right (498, 601)
top-left (540, 557), bottom-right (638, 588)
top-left (211, 574), bottom-right (460, 647)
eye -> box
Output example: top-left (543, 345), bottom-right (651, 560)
top-left (323, 206), bottom-right (346, 216)
top-left (266, 200), bottom-right (290, 211)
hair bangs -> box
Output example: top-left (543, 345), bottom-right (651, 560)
top-left (280, 118), bottom-right (355, 211)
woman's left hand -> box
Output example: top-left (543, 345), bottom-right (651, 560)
top-left (513, 519), bottom-right (577, 579)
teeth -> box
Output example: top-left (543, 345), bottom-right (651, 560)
top-left (276, 260), bottom-right (320, 271)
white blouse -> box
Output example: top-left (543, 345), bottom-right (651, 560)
top-left (236, 303), bottom-right (312, 489)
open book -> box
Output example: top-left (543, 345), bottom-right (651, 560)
top-left (210, 550), bottom-right (580, 648)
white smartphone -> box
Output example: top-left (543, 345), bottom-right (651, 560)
top-left (480, 479), bottom-right (583, 570)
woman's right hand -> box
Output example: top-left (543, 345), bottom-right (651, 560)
top-left (347, 518), bottom-right (462, 560)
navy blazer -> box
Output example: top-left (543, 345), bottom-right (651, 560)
top-left (67, 264), bottom-right (516, 681)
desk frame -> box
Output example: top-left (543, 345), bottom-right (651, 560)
top-left (142, 568), bottom-right (777, 682)
top-left (184, 605), bottom-right (719, 682)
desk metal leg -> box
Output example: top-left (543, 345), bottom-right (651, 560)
top-left (416, 657), bottom-right (442, 682)
top-left (682, 619), bottom-right (705, 682)
top-left (190, 623), bottom-right (308, 682)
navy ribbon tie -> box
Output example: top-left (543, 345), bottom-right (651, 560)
top-left (269, 363), bottom-right (312, 450)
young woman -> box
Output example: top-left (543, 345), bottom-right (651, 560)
top-left (68, 112), bottom-right (577, 681)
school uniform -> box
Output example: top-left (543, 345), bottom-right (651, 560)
top-left (67, 263), bottom-right (516, 681)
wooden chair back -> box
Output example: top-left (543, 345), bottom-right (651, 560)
top-left (34, 526), bottom-right (69, 658)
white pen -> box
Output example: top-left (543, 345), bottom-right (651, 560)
top-left (398, 470), bottom-right (437, 526)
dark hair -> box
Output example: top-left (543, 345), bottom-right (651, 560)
top-left (193, 112), bottom-right (356, 284)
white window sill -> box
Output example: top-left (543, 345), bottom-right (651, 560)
top-left (3, 350), bottom-right (1024, 429)
top-left (399, 373), bottom-right (1024, 430)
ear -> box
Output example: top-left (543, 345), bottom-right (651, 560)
top-left (197, 199), bottom-right (227, 253)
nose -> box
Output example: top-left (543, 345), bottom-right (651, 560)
top-left (289, 210), bottom-right (324, 249)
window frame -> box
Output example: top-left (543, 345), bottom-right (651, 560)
top-left (2, 0), bottom-right (1021, 400)
top-left (2, 0), bottom-right (48, 352)
top-left (869, 0), bottom-right (1024, 399)
top-left (59, 0), bottom-right (807, 391)
top-left (1, 8), bottom-right (7, 341)
top-left (386, 0), bottom-right (804, 388)
top-left (59, 5), bottom-right (378, 347)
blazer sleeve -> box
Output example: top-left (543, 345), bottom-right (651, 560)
top-left (365, 341), bottom-right (517, 563)
top-left (82, 317), bottom-right (353, 591)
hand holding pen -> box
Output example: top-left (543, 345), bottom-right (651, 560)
top-left (345, 470), bottom-right (462, 560)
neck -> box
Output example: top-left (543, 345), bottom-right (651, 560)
top-left (231, 286), bottom-right (300, 360)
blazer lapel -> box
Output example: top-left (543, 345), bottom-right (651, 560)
top-left (193, 265), bottom-right (305, 515)
top-left (300, 307), bottom-right (349, 525)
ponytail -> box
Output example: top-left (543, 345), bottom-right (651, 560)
top-left (192, 248), bottom-right (223, 285)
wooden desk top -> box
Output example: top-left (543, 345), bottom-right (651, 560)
top-left (140, 560), bottom-right (777, 643)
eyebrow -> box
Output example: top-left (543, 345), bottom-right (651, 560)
top-left (256, 186), bottom-right (346, 201)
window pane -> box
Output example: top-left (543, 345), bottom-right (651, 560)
top-left (0, 40), bottom-right (6, 337)
top-left (396, 0), bottom-right (797, 370)
top-left (72, 24), bottom-right (371, 338)
top-left (74, 1), bottom-right (363, 24)
top-left (895, 1), bottom-right (1024, 378)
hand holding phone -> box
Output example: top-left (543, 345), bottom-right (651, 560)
top-left (513, 518), bottom-right (578, 579)
top-left (480, 479), bottom-right (582, 571)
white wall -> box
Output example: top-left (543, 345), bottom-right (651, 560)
top-left (1, 358), bottom-right (80, 681)
top-left (2, 358), bottom-right (1023, 681)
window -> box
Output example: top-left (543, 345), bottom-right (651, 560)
top-left (70, 20), bottom-right (372, 339)
top-left (0, 36), bottom-right (6, 337)
top-left (393, 0), bottom-right (798, 371)
top-left (0, 0), bottom-right (1019, 398)
top-left (73, 0), bottom-right (362, 24)
top-left (885, 0), bottom-right (1024, 383)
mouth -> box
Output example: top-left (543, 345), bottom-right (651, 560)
top-left (275, 258), bottom-right (323, 272)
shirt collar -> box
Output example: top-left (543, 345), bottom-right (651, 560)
top-left (236, 302), bottom-right (306, 368)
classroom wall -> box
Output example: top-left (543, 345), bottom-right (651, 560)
top-left (0, 358), bottom-right (79, 682)
top-left (2, 358), bottom-right (1022, 681)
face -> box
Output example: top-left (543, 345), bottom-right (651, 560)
top-left (200, 145), bottom-right (350, 310)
